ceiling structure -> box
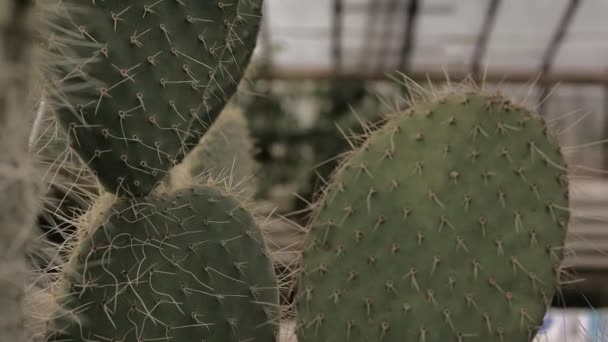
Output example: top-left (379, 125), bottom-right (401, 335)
top-left (258, 0), bottom-right (608, 168)
top-left (261, 0), bottom-right (608, 84)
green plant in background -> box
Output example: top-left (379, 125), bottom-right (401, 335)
top-left (237, 73), bottom-right (387, 212)
top-left (0, 0), bottom-right (40, 341)
top-left (169, 106), bottom-right (258, 196)
top-left (26, 1), bottom-right (282, 341)
top-left (296, 87), bottom-right (570, 341)
top-left (296, 80), bottom-right (386, 211)
top-left (236, 75), bottom-right (313, 203)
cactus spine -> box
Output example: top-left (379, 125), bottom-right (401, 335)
top-left (0, 0), bottom-right (40, 340)
top-left (296, 89), bottom-right (569, 341)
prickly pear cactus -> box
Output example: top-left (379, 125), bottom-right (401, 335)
top-left (296, 91), bottom-right (570, 341)
top-left (45, 0), bottom-right (263, 196)
top-left (169, 106), bottom-right (258, 193)
top-left (0, 0), bottom-right (39, 341)
top-left (49, 185), bottom-right (278, 342)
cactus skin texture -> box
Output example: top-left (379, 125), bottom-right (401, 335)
top-left (296, 93), bottom-right (569, 341)
top-left (47, 0), bottom-right (263, 197)
top-left (49, 185), bottom-right (278, 342)
top-left (0, 0), bottom-right (39, 341)
top-left (170, 106), bottom-right (258, 193)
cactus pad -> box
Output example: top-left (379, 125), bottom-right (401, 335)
top-left (46, 0), bottom-right (263, 196)
top-left (169, 106), bottom-right (257, 193)
top-left (49, 185), bottom-right (278, 341)
top-left (296, 92), bottom-right (569, 341)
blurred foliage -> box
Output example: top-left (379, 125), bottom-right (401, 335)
top-left (233, 61), bottom-right (395, 218)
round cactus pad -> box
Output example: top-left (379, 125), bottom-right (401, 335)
top-left (50, 185), bottom-right (278, 342)
top-left (47, 0), bottom-right (263, 196)
top-left (297, 93), bottom-right (570, 342)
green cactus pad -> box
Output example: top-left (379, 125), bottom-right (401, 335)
top-left (296, 92), bottom-right (569, 341)
top-left (169, 106), bottom-right (257, 193)
top-left (49, 185), bottom-right (278, 342)
top-left (46, 0), bottom-right (263, 196)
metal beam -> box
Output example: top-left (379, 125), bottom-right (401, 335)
top-left (259, 66), bottom-right (608, 85)
top-left (538, 0), bottom-right (581, 114)
top-left (258, 2), bottom-right (273, 70)
top-left (375, 0), bottom-right (403, 71)
top-left (540, 0), bottom-right (581, 72)
top-left (471, 0), bottom-right (501, 79)
top-left (397, 0), bottom-right (420, 72)
top-left (345, 1), bottom-right (455, 15)
top-left (358, 0), bottom-right (382, 70)
top-left (331, 0), bottom-right (344, 73)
